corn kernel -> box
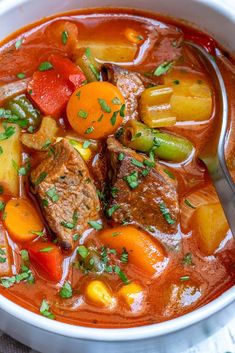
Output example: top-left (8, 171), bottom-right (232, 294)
top-left (68, 139), bottom-right (92, 161)
top-left (85, 280), bottom-right (115, 308)
top-left (118, 283), bottom-right (144, 311)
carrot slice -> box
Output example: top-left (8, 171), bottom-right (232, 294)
top-left (67, 82), bottom-right (125, 139)
top-left (99, 225), bottom-right (167, 276)
top-left (27, 241), bottom-right (63, 282)
top-left (4, 198), bottom-right (44, 242)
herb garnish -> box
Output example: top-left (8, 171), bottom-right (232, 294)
top-left (85, 126), bottom-right (94, 134)
top-left (15, 39), bottom-right (23, 49)
top-left (17, 72), bottom-right (26, 79)
top-left (98, 98), bottom-right (111, 113)
top-left (34, 171), bottom-right (48, 186)
top-left (118, 152), bottom-right (125, 161)
top-left (110, 111), bottom-right (119, 126)
top-left (131, 158), bottom-right (144, 168)
top-left (61, 210), bottom-right (78, 230)
top-left (154, 61), bottom-right (173, 76)
top-left (1, 266), bottom-right (34, 288)
top-left (112, 97), bottom-right (122, 105)
top-left (88, 220), bottom-right (103, 230)
top-left (180, 275), bottom-right (190, 282)
top-left (182, 253), bottom-right (193, 266)
top-left (163, 169), bottom-right (175, 179)
top-left (40, 300), bottom-right (55, 319)
top-left (0, 124), bottom-right (15, 140)
top-left (159, 202), bottom-right (175, 225)
top-left (61, 30), bottom-right (69, 45)
top-left (184, 199), bottom-right (196, 209)
top-left (77, 245), bottom-right (89, 259)
top-left (82, 140), bottom-right (91, 149)
top-left (120, 248), bottom-right (129, 263)
top-left (78, 110), bottom-right (88, 119)
top-left (119, 104), bottom-right (125, 117)
top-left (59, 281), bottom-right (73, 298)
top-left (124, 171), bottom-right (139, 189)
top-left (114, 265), bottom-right (129, 284)
top-left (39, 247), bottom-right (53, 253)
top-left (0, 201), bottom-right (5, 212)
top-left (38, 61), bottom-right (54, 71)
top-left (46, 187), bottom-right (59, 203)
top-left (106, 205), bottom-right (120, 217)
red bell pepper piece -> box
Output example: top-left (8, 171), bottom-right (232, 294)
top-left (28, 54), bottom-right (86, 116)
top-left (27, 241), bottom-right (63, 282)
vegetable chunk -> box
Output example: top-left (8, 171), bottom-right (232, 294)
top-left (99, 226), bottom-right (167, 276)
top-left (85, 280), bottom-right (115, 308)
top-left (5, 198), bottom-right (44, 242)
top-left (0, 122), bottom-right (21, 196)
top-left (67, 82), bottom-right (125, 139)
top-left (193, 203), bottom-right (229, 255)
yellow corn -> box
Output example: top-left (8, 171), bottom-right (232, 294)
top-left (68, 139), bottom-right (92, 162)
top-left (85, 280), bottom-right (115, 308)
top-left (118, 282), bottom-right (144, 309)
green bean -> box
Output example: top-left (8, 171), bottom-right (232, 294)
top-left (6, 94), bottom-right (41, 129)
top-left (120, 120), bottom-right (194, 163)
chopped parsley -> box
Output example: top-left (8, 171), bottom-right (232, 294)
top-left (89, 64), bottom-right (100, 81)
top-left (106, 205), bottom-right (120, 217)
top-left (85, 47), bottom-right (91, 58)
top-left (12, 158), bottom-right (31, 176)
top-left (154, 61), bottom-right (173, 76)
top-left (182, 253), bottom-right (193, 266)
top-left (110, 111), bottom-right (119, 126)
top-left (61, 30), bottom-right (69, 45)
top-left (131, 158), bottom-right (144, 168)
top-left (119, 104), bottom-right (125, 117)
top-left (39, 247), bottom-right (53, 253)
top-left (111, 187), bottom-right (119, 198)
top-left (82, 140), bottom-right (91, 149)
top-left (73, 234), bottom-right (80, 241)
top-left (78, 109), bottom-right (88, 119)
top-left (0, 146), bottom-right (3, 155)
top-left (88, 220), bottom-right (103, 230)
top-left (184, 199), bottom-right (196, 209)
top-left (0, 201), bottom-right (5, 212)
top-left (112, 97), bottom-right (122, 105)
top-left (173, 79), bottom-right (180, 85)
top-left (59, 281), bottom-right (73, 298)
top-left (97, 114), bottom-right (104, 122)
top-left (16, 72), bottom-right (26, 79)
top-left (131, 132), bottom-right (142, 141)
top-left (98, 98), bottom-right (111, 113)
top-left (0, 186), bottom-right (4, 194)
top-left (0, 124), bottom-right (15, 140)
top-left (1, 266), bottom-right (34, 288)
top-left (15, 39), bottom-right (23, 49)
top-left (118, 152), bottom-right (125, 161)
top-left (38, 61), bottom-right (54, 71)
top-left (143, 159), bottom-right (155, 168)
top-left (124, 171), bottom-right (139, 189)
top-left (164, 169), bottom-right (175, 179)
top-left (136, 35), bottom-right (144, 41)
top-left (159, 202), bottom-right (175, 225)
top-left (21, 249), bottom-right (29, 263)
top-left (61, 210), bottom-right (78, 230)
top-left (46, 187), bottom-right (59, 203)
top-left (77, 245), bottom-right (89, 259)
top-left (114, 265), bottom-right (129, 284)
top-left (85, 126), bottom-right (94, 134)
top-left (180, 275), bottom-right (190, 282)
top-left (40, 300), bottom-right (55, 319)
top-left (31, 230), bottom-right (44, 238)
top-left (120, 248), bottom-right (129, 263)
top-left (34, 172), bottom-right (47, 186)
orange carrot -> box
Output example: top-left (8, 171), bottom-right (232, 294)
top-left (124, 28), bottom-right (144, 44)
top-left (4, 198), bottom-right (44, 242)
top-left (66, 82), bottom-right (125, 139)
top-left (99, 225), bottom-right (166, 276)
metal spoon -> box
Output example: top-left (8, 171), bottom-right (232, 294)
top-left (186, 41), bottom-right (235, 237)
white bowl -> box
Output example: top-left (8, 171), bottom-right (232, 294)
top-left (0, 1), bottom-right (234, 352)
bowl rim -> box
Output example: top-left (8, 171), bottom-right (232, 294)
top-left (0, 0), bottom-right (234, 342)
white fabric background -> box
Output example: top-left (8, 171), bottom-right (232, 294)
top-left (0, 0), bottom-right (234, 352)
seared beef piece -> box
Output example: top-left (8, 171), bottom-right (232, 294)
top-left (107, 137), bottom-right (179, 233)
top-left (31, 139), bottom-right (100, 250)
top-left (103, 64), bottom-right (146, 122)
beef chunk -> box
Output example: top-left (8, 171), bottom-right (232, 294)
top-left (107, 137), bottom-right (179, 233)
top-left (103, 64), bottom-right (145, 122)
top-left (31, 139), bottom-right (100, 250)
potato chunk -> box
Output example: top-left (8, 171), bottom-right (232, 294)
top-left (0, 123), bottom-right (21, 196)
top-left (164, 70), bottom-right (213, 122)
top-left (193, 203), bottom-right (229, 255)
top-left (75, 41), bottom-right (137, 62)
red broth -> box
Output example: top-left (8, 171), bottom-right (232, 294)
top-left (0, 8), bottom-right (234, 328)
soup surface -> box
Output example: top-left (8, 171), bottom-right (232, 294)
top-left (0, 8), bottom-right (234, 328)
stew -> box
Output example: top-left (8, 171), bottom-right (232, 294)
top-left (0, 8), bottom-right (234, 328)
